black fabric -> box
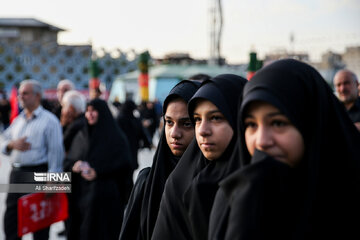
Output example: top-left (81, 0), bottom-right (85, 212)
top-left (188, 74), bottom-right (246, 129)
top-left (65, 99), bottom-right (132, 240)
top-left (162, 80), bottom-right (201, 115)
top-left (348, 96), bottom-right (360, 123)
top-left (139, 102), bottom-right (158, 141)
top-left (119, 80), bottom-right (200, 240)
top-left (117, 100), bottom-right (152, 171)
top-left (119, 167), bottom-right (151, 240)
top-left (62, 113), bottom-right (86, 155)
top-left (152, 74), bottom-right (247, 240)
top-left (0, 98), bottom-right (11, 125)
top-left (210, 150), bottom-right (303, 240)
top-left (209, 59), bottom-right (360, 240)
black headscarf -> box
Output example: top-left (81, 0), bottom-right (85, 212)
top-left (119, 80), bottom-right (200, 240)
top-left (85, 99), bottom-right (132, 175)
top-left (209, 59), bottom-right (360, 239)
top-left (152, 74), bottom-right (247, 240)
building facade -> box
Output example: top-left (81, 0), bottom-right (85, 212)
top-left (0, 18), bottom-right (137, 98)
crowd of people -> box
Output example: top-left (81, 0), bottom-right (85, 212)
top-left (0, 59), bottom-right (359, 240)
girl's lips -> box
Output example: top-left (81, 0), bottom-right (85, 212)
top-left (171, 143), bottom-right (183, 149)
top-left (200, 143), bottom-right (214, 147)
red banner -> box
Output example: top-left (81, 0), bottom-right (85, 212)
top-left (17, 193), bottom-right (68, 237)
top-left (9, 86), bottom-right (18, 123)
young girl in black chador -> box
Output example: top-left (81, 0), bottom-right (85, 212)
top-left (209, 59), bottom-right (360, 240)
top-left (152, 74), bottom-right (247, 240)
top-left (119, 80), bottom-right (200, 240)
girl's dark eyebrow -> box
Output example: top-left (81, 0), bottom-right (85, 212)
top-left (179, 117), bottom-right (191, 121)
top-left (165, 116), bottom-right (191, 122)
top-left (193, 110), bottom-right (221, 115)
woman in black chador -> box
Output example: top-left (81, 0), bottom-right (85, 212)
top-left (117, 99), bottom-right (152, 172)
top-left (65, 99), bottom-right (132, 240)
top-left (209, 59), bottom-right (360, 240)
top-left (152, 74), bottom-right (247, 240)
top-left (119, 80), bottom-right (200, 240)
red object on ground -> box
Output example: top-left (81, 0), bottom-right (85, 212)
top-left (17, 193), bottom-right (68, 237)
top-left (9, 86), bottom-right (19, 123)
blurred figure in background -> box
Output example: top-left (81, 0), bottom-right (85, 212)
top-left (140, 101), bottom-right (159, 144)
top-left (0, 89), bottom-right (11, 132)
top-left (64, 99), bottom-right (132, 240)
top-left (89, 87), bottom-right (102, 100)
top-left (59, 90), bottom-right (87, 237)
top-left (116, 99), bottom-right (152, 176)
top-left (333, 69), bottom-right (360, 131)
top-left (112, 96), bottom-right (122, 112)
top-left (1, 79), bottom-right (64, 240)
top-left (61, 90), bottom-right (87, 156)
top-left (54, 79), bottom-right (75, 119)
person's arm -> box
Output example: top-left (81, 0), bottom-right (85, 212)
top-left (1, 124), bottom-right (30, 155)
top-left (6, 137), bottom-right (31, 152)
top-left (46, 118), bottom-right (64, 172)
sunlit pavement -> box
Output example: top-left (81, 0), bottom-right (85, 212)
top-left (0, 134), bottom-right (156, 240)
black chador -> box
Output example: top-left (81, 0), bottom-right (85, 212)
top-left (209, 59), bottom-right (360, 240)
top-left (152, 74), bottom-right (247, 240)
top-left (119, 80), bottom-right (200, 240)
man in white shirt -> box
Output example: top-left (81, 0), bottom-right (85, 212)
top-left (1, 79), bottom-right (64, 240)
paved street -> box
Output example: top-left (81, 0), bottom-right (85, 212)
top-left (0, 134), bottom-right (156, 240)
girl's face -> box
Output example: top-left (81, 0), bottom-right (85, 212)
top-left (244, 101), bottom-right (304, 167)
top-left (193, 99), bottom-right (233, 161)
top-left (165, 99), bottom-right (195, 157)
top-left (85, 105), bottom-right (99, 125)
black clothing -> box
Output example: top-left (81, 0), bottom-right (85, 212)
top-left (348, 97), bottom-right (360, 123)
top-left (41, 99), bottom-right (55, 113)
top-left (117, 100), bottom-right (151, 170)
top-left (140, 103), bottom-right (158, 141)
top-left (119, 80), bottom-right (200, 240)
top-left (209, 151), bottom-right (303, 240)
top-left (52, 104), bottom-right (62, 119)
top-left (65, 99), bottom-right (132, 240)
top-left (0, 99), bottom-right (10, 126)
top-left (4, 164), bottom-right (49, 240)
top-left (152, 75), bottom-right (247, 240)
top-left (120, 167), bottom-right (150, 240)
top-left (209, 59), bottom-right (360, 240)
top-left (62, 113), bottom-right (86, 154)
